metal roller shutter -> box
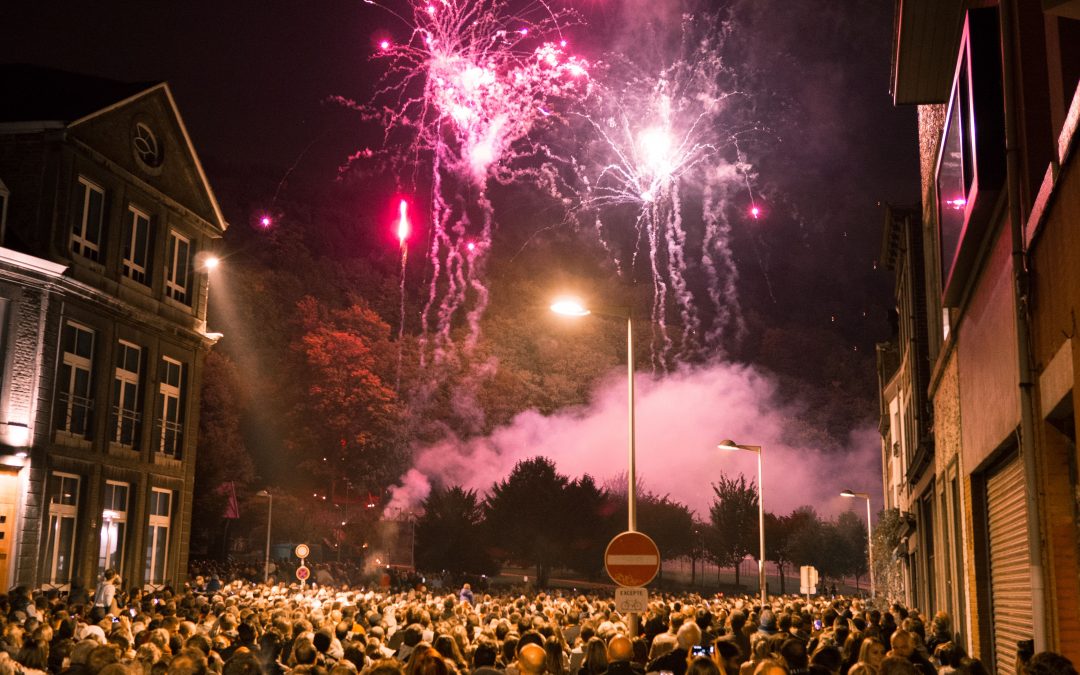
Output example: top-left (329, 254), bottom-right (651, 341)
top-left (987, 455), bottom-right (1033, 675)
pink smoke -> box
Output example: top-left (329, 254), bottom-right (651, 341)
top-left (386, 361), bottom-right (883, 520)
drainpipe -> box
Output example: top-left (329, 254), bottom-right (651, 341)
top-left (999, 0), bottom-right (1047, 652)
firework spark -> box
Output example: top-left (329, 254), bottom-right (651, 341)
top-left (360, 0), bottom-right (588, 365)
top-left (573, 14), bottom-right (754, 367)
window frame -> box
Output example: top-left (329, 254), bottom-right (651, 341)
top-left (45, 471), bottom-right (81, 586)
top-left (933, 8), bottom-right (1006, 305)
top-left (123, 205), bottom-right (152, 284)
top-left (56, 321), bottom-right (96, 438)
top-left (145, 488), bottom-right (172, 585)
top-left (164, 230), bottom-right (192, 304)
top-left (99, 480), bottom-right (130, 575)
top-left (72, 176), bottom-right (106, 262)
top-left (111, 340), bottom-right (142, 448)
top-left (156, 357), bottom-right (184, 459)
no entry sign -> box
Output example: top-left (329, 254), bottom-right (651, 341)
top-left (605, 531), bottom-right (661, 587)
top-left (296, 565), bottom-right (310, 582)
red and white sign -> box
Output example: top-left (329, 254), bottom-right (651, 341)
top-left (605, 531), bottom-right (661, 587)
top-left (296, 565), bottom-right (310, 582)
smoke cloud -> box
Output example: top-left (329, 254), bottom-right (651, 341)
top-left (386, 360), bottom-right (882, 520)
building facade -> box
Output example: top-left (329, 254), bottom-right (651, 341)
top-left (0, 66), bottom-right (224, 591)
top-left (887, 1), bottom-right (1080, 670)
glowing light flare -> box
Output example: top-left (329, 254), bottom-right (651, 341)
top-left (750, 206), bottom-right (760, 219)
top-left (466, 242), bottom-right (476, 252)
top-left (258, 215), bottom-right (272, 229)
top-left (396, 199), bottom-right (410, 244)
top-left (946, 197), bottom-right (967, 210)
top-left (638, 127), bottom-right (676, 181)
top-left (550, 297), bottom-right (591, 317)
top-left (380, 40), bottom-right (391, 51)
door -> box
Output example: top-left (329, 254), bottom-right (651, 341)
top-left (0, 469), bottom-right (19, 587)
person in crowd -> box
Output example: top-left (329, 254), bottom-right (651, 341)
top-left (579, 638), bottom-right (608, 675)
top-left (1024, 652), bottom-right (1079, 675)
top-left (848, 637), bottom-right (885, 675)
top-left (601, 637), bottom-right (642, 675)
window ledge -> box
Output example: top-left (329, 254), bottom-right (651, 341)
top-left (118, 274), bottom-right (153, 295)
top-left (108, 443), bottom-right (141, 459)
top-left (54, 431), bottom-right (92, 450)
top-left (163, 295), bottom-right (193, 313)
top-left (154, 453), bottom-right (182, 468)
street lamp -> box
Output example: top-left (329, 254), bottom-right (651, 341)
top-left (257, 490), bottom-right (272, 583)
top-left (841, 489), bottom-right (875, 599)
top-left (716, 440), bottom-right (765, 608)
top-left (551, 297), bottom-right (637, 531)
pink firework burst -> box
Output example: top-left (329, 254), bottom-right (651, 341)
top-left (361, 0), bottom-right (589, 365)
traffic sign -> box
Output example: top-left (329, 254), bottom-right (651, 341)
top-left (605, 531), bottom-right (661, 587)
top-left (614, 587), bottom-right (648, 613)
top-left (295, 544), bottom-right (310, 559)
top-left (296, 565), bottom-right (310, 581)
top-left (800, 565), bottom-right (819, 596)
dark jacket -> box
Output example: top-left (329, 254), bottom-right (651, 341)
top-left (646, 648), bottom-right (689, 675)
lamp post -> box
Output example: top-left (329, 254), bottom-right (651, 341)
top-left (841, 489), bottom-right (875, 599)
top-left (257, 490), bottom-right (272, 583)
top-left (716, 440), bottom-right (765, 608)
top-left (550, 298), bottom-right (637, 531)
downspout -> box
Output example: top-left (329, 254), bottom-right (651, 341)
top-left (999, 0), bottom-right (1047, 652)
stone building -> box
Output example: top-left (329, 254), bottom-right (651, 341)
top-left (886, 0), bottom-right (1080, 670)
top-left (0, 65), bottom-right (224, 591)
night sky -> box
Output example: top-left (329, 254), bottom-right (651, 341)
top-left (4, 0), bottom-right (921, 514)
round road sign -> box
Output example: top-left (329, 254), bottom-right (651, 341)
top-left (295, 544), bottom-right (310, 559)
top-left (296, 565), bottom-right (310, 582)
top-left (605, 531), bottom-right (661, 587)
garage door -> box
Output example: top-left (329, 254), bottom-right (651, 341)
top-left (987, 455), bottom-right (1033, 675)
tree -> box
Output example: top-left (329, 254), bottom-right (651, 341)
top-left (786, 506), bottom-right (826, 569)
top-left (484, 457), bottom-right (572, 587)
top-left (764, 511), bottom-right (794, 595)
top-left (290, 296), bottom-right (408, 491)
top-left (872, 508), bottom-right (906, 602)
top-left (415, 486), bottom-right (496, 575)
top-left (707, 472), bottom-right (759, 588)
top-left (834, 510), bottom-right (869, 588)
top-left (560, 475), bottom-right (617, 577)
top-left (193, 351), bottom-right (256, 557)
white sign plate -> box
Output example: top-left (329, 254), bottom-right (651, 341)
top-left (614, 587), bottom-right (648, 613)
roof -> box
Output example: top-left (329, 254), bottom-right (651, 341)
top-left (0, 64), bottom-right (158, 123)
top-left (0, 64), bottom-right (227, 232)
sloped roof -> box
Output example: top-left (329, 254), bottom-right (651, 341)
top-left (0, 64), bottom-right (157, 123)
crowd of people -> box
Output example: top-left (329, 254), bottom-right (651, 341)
top-left (0, 567), bottom-right (1073, 675)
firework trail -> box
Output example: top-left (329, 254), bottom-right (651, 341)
top-left (358, 0), bottom-right (589, 365)
top-left (395, 199), bottom-right (410, 391)
top-left (573, 13), bottom-right (754, 368)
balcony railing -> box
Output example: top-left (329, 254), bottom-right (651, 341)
top-left (55, 393), bottom-right (94, 438)
top-left (154, 418), bottom-right (184, 459)
top-left (110, 406), bottom-right (142, 449)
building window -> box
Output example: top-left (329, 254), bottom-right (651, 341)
top-left (122, 206), bottom-right (151, 284)
top-left (45, 472), bottom-right (80, 585)
top-left (99, 481), bottom-right (129, 575)
top-left (56, 321), bottom-right (95, 438)
top-left (156, 357), bottom-right (184, 458)
top-left (145, 488), bottom-right (171, 584)
top-left (111, 341), bottom-right (142, 448)
top-left (165, 230), bottom-right (191, 304)
top-left (934, 8), bottom-right (1005, 302)
top-left (73, 177), bottom-right (105, 262)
